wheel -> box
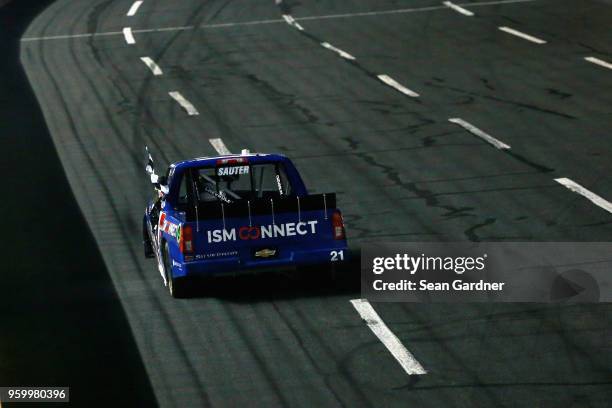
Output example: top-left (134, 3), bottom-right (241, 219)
top-left (143, 218), bottom-right (154, 258)
top-left (163, 242), bottom-right (188, 298)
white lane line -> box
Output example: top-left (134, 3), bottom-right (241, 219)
top-left (555, 178), bottom-right (612, 214)
top-left (282, 14), bottom-right (305, 31)
top-left (140, 57), bottom-right (163, 75)
top-left (168, 92), bottom-right (199, 116)
top-left (321, 42), bottom-right (356, 60)
top-left (351, 299), bottom-right (427, 376)
top-left (498, 26), bottom-right (546, 44)
top-left (21, 0), bottom-right (538, 42)
top-left (448, 118), bottom-right (511, 150)
top-left (585, 56), bottom-right (612, 71)
top-left (123, 27), bottom-right (136, 44)
top-left (377, 74), bottom-right (420, 98)
top-left (21, 25), bottom-right (196, 42)
top-left (22, 31), bottom-right (122, 41)
top-left (443, 1), bottom-right (475, 16)
top-left (297, 0), bottom-right (534, 22)
top-left (209, 138), bottom-right (232, 155)
top-left (127, 1), bottom-right (143, 17)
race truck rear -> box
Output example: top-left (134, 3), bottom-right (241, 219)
top-left (143, 150), bottom-right (348, 297)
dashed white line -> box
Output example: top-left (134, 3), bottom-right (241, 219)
top-left (168, 92), bottom-right (199, 116)
top-left (443, 1), bottom-right (475, 16)
top-left (282, 14), bottom-right (304, 31)
top-left (584, 56), bottom-right (612, 71)
top-left (498, 26), bottom-right (546, 44)
top-left (122, 27), bottom-right (136, 44)
top-left (140, 57), bottom-right (163, 75)
top-left (321, 42), bottom-right (356, 60)
top-left (21, 0), bottom-right (538, 42)
top-left (209, 138), bottom-right (232, 155)
top-left (555, 178), bottom-right (612, 214)
top-left (377, 74), bottom-right (420, 98)
top-left (448, 118), bottom-right (511, 150)
top-left (127, 1), bottom-right (143, 17)
top-left (351, 299), bottom-right (427, 376)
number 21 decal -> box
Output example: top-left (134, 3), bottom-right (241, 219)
top-left (330, 250), bottom-right (344, 262)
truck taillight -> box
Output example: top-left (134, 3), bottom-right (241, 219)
top-left (331, 211), bottom-right (345, 240)
top-left (180, 225), bottom-right (194, 254)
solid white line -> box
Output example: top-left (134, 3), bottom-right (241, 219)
top-left (443, 1), bottom-right (475, 16)
top-left (21, 31), bottom-right (122, 41)
top-left (448, 118), bottom-right (511, 150)
top-left (209, 138), bottom-right (232, 155)
top-left (377, 74), bottom-right (420, 97)
top-left (123, 27), bottom-right (136, 44)
top-left (321, 42), bottom-right (356, 60)
top-left (140, 57), bottom-right (163, 75)
top-left (21, 0), bottom-right (538, 42)
top-left (585, 56), bottom-right (612, 70)
top-left (555, 178), bottom-right (612, 214)
top-left (168, 92), bottom-right (199, 116)
top-left (282, 14), bottom-right (305, 31)
top-left (498, 26), bottom-right (546, 44)
top-left (138, 25), bottom-right (195, 33)
top-left (127, 1), bottom-right (143, 17)
top-left (350, 299), bottom-right (427, 375)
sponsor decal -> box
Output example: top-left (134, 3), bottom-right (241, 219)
top-left (276, 174), bottom-right (283, 195)
top-left (255, 248), bottom-right (277, 258)
top-left (217, 166), bottom-right (249, 176)
top-left (159, 212), bottom-right (180, 239)
top-left (203, 184), bottom-right (232, 203)
top-left (195, 250), bottom-right (239, 260)
top-left (206, 220), bottom-right (318, 243)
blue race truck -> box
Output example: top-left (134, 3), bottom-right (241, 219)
top-left (143, 148), bottom-right (348, 297)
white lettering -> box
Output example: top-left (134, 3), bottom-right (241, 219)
top-left (273, 224), bottom-right (285, 237)
top-left (222, 229), bottom-right (236, 241)
top-left (261, 225), bottom-right (273, 238)
top-left (308, 220), bottom-right (318, 233)
top-left (217, 166), bottom-right (249, 176)
top-left (206, 220), bottom-right (319, 243)
top-left (286, 223), bottom-right (296, 236)
top-left (296, 222), bottom-right (307, 235)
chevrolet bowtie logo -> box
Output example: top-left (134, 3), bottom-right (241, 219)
top-left (255, 248), bottom-right (277, 258)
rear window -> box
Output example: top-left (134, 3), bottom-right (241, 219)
top-left (192, 163), bottom-right (292, 203)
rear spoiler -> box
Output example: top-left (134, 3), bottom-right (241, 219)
top-left (185, 193), bottom-right (336, 222)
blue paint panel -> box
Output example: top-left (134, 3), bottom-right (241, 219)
top-left (146, 154), bottom-right (348, 280)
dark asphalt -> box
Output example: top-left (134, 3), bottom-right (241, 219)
top-left (0, 0), bottom-right (155, 407)
top-left (12, 0), bottom-right (612, 407)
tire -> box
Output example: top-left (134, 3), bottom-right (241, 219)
top-left (163, 242), bottom-right (188, 298)
top-left (143, 217), bottom-right (154, 258)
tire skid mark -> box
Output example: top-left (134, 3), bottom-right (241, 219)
top-left (275, 0), bottom-right (422, 104)
top-left (272, 301), bottom-right (375, 407)
top-left (38, 3), bottom-right (212, 406)
top-left (37, 48), bottom-right (211, 408)
top-left (222, 303), bottom-right (291, 407)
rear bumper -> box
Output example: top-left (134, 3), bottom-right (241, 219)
top-left (172, 244), bottom-right (349, 278)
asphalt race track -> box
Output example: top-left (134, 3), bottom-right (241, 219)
top-left (11, 0), bottom-right (612, 406)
